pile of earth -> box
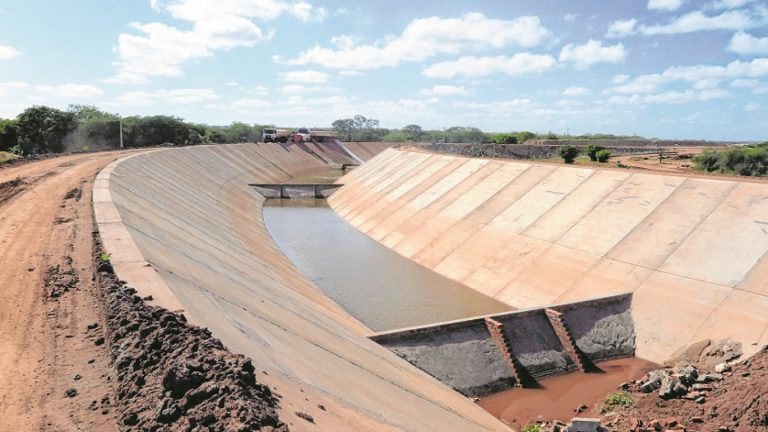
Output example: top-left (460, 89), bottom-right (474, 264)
top-left (94, 234), bottom-right (288, 432)
top-left (597, 341), bottom-right (768, 432)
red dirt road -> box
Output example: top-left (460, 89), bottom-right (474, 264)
top-left (0, 151), bottom-right (135, 431)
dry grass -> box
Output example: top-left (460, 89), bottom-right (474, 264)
top-left (0, 151), bottom-right (19, 165)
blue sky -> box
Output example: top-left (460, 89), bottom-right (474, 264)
top-left (1, 0), bottom-right (767, 139)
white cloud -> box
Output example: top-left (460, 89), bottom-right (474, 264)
top-left (609, 58), bottom-right (768, 95)
top-left (330, 35), bottom-right (356, 50)
top-left (640, 10), bottom-right (762, 35)
top-left (251, 85), bottom-right (269, 95)
top-left (225, 81), bottom-right (239, 86)
top-left (422, 53), bottom-right (556, 79)
top-left (109, 0), bottom-right (323, 83)
top-left (606, 19), bottom-right (637, 38)
top-left (563, 86), bottom-right (590, 96)
top-left (36, 84), bottom-right (104, 98)
top-left (338, 70), bottom-right (363, 77)
top-left (564, 13), bottom-right (579, 22)
top-left (111, 88), bottom-right (218, 106)
top-left (612, 74), bottom-right (631, 84)
top-left (559, 40), bottom-right (626, 69)
top-left (282, 69), bottom-right (329, 83)
top-left (280, 13), bottom-right (552, 70)
top-left (230, 98), bottom-right (270, 111)
top-left (648, 0), bottom-right (684, 11)
top-left (607, 9), bottom-right (767, 39)
top-left (707, 0), bottom-right (755, 10)
top-left (280, 84), bottom-right (339, 94)
top-left (743, 102), bottom-right (760, 111)
top-left (730, 78), bottom-right (760, 87)
top-left (608, 89), bottom-right (729, 105)
top-left (729, 31), bottom-right (768, 55)
top-left (0, 44), bottom-right (21, 60)
top-left (419, 85), bottom-right (469, 96)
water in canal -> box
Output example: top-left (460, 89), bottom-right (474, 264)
top-left (263, 198), bottom-right (512, 332)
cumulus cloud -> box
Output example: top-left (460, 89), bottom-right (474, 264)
top-left (707, 0), bottom-right (755, 10)
top-left (108, 0), bottom-right (325, 83)
top-left (279, 13), bottom-right (552, 70)
top-left (608, 89), bottom-right (729, 105)
top-left (612, 74), bottom-right (631, 84)
top-left (282, 69), bottom-right (329, 83)
top-left (559, 40), bottom-right (626, 69)
top-left (36, 84), bottom-right (104, 98)
top-left (648, 0), bottom-right (684, 11)
top-left (563, 86), bottom-right (590, 96)
top-left (280, 84), bottom-right (339, 94)
top-left (422, 53), bottom-right (556, 79)
top-left (606, 19), bottom-right (638, 38)
top-left (729, 31), bottom-right (768, 55)
top-left (607, 8), bottom-right (766, 38)
top-left (419, 85), bottom-right (469, 96)
top-left (0, 44), bottom-right (21, 60)
top-left (111, 88), bottom-right (218, 105)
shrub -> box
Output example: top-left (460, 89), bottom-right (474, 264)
top-left (596, 149), bottom-right (612, 162)
top-left (522, 424), bottom-right (544, 432)
top-left (693, 146), bottom-right (768, 176)
top-left (557, 144), bottom-right (579, 163)
top-left (585, 144), bottom-right (606, 161)
top-left (600, 391), bottom-right (633, 413)
top-left (99, 252), bottom-right (112, 263)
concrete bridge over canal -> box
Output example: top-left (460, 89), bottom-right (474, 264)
top-left (94, 142), bottom-right (768, 431)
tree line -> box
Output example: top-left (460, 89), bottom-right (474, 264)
top-left (0, 104), bottom-right (645, 156)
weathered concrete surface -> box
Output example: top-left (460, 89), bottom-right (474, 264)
top-left (371, 294), bottom-right (634, 396)
top-left (329, 148), bottom-right (768, 363)
top-left (94, 142), bottom-right (508, 432)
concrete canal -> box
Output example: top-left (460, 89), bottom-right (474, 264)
top-left (262, 198), bottom-right (512, 332)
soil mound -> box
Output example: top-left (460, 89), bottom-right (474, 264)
top-left (94, 236), bottom-right (288, 432)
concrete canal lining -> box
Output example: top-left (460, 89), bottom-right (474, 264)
top-left (329, 148), bottom-right (768, 363)
top-left (94, 142), bottom-right (509, 432)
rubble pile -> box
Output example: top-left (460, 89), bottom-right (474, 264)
top-left (597, 342), bottom-right (768, 432)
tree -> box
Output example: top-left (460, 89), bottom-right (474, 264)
top-left (596, 149), bottom-right (612, 163)
top-left (585, 143), bottom-right (606, 161)
top-left (401, 124), bottom-right (424, 142)
top-left (557, 145), bottom-right (579, 163)
top-left (0, 119), bottom-right (19, 152)
top-left (516, 131), bottom-right (536, 143)
top-left (17, 106), bottom-right (75, 154)
top-left (332, 118), bottom-right (355, 141)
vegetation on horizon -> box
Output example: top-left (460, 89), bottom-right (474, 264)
top-left (694, 142), bottom-right (768, 177)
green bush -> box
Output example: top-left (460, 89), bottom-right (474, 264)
top-left (557, 144), bottom-right (579, 163)
top-left (521, 424), bottom-right (544, 432)
top-left (585, 143), bottom-right (606, 161)
top-left (600, 391), bottom-right (633, 414)
top-left (596, 149), bottom-right (612, 162)
top-left (693, 146), bottom-right (768, 176)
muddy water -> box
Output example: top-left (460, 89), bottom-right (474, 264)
top-left (263, 199), bottom-right (511, 332)
top-left (287, 169), bottom-right (347, 184)
top-left (478, 357), bottom-right (658, 429)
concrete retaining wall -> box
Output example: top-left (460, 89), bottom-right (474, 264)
top-left (95, 142), bottom-right (508, 432)
top-left (251, 183), bottom-right (342, 199)
top-left (371, 294), bottom-right (634, 396)
top-left (329, 148), bottom-right (768, 363)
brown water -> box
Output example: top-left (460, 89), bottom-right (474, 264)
top-left (478, 357), bottom-right (658, 429)
top-left (263, 199), bottom-right (512, 332)
top-left (287, 169), bottom-right (347, 184)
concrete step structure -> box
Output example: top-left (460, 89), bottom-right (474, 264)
top-left (329, 148), bottom-right (768, 363)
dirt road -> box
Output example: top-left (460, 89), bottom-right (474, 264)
top-left (0, 151), bottom-right (134, 431)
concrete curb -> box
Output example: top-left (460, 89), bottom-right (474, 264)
top-left (92, 150), bottom-right (187, 317)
